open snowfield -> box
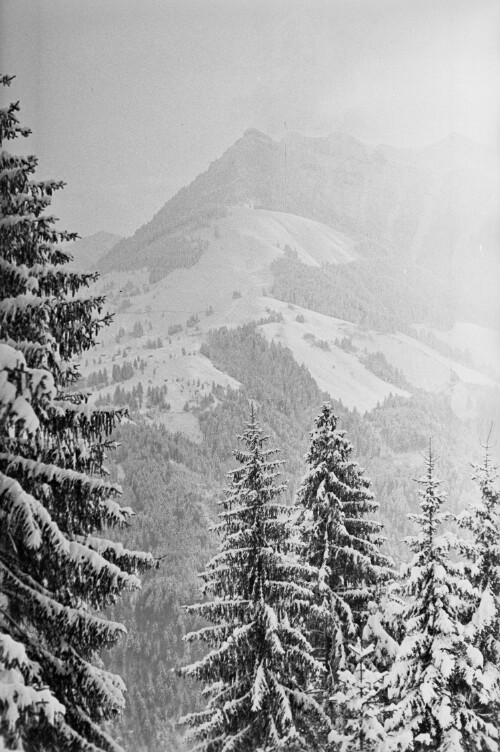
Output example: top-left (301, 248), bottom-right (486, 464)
top-left (237, 208), bottom-right (357, 266)
top-left (79, 207), bottom-right (499, 433)
top-left (355, 330), bottom-right (496, 391)
top-left (255, 300), bottom-right (497, 410)
top-left (122, 207), bottom-right (357, 329)
top-left (431, 322), bottom-right (500, 377)
top-left (256, 304), bottom-right (410, 412)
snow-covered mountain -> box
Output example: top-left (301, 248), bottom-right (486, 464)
top-left (98, 128), bottom-right (498, 278)
top-left (76, 129), bottom-right (499, 437)
top-left (88, 131), bottom-right (499, 752)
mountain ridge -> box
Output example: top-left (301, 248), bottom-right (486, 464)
top-left (80, 126), bottom-right (499, 436)
top-left (98, 127), bottom-right (497, 284)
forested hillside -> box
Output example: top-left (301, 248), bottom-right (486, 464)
top-left (271, 252), bottom-right (477, 331)
top-left (103, 322), bottom-right (491, 750)
top-left (97, 128), bottom-right (498, 305)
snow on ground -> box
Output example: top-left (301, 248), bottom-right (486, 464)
top-left (256, 303), bottom-right (410, 412)
top-left (255, 300), bottom-right (497, 411)
top-left (76, 207), bottom-right (498, 435)
top-left (258, 301), bottom-right (497, 393)
top-left (83, 332), bottom-right (240, 443)
top-left (127, 207), bottom-right (356, 332)
top-left (429, 322), bottom-right (500, 377)
top-left (227, 208), bottom-right (356, 266)
top-left (354, 330), bottom-right (496, 391)
top-left (83, 270), bottom-right (498, 430)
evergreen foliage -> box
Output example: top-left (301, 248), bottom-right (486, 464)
top-left (329, 597), bottom-right (402, 752)
top-left (179, 411), bottom-right (329, 751)
top-left (296, 403), bottom-right (393, 705)
top-left (104, 423), bottom-right (216, 751)
top-left (270, 255), bottom-right (457, 334)
top-left (0, 75), bottom-right (153, 751)
top-left (457, 444), bottom-right (500, 743)
top-left (198, 324), bottom-right (332, 486)
top-left (111, 361), bottom-right (134, 383)
top-left (386, 446), bottom-right (497, 751)
top-left (360, 351), bottom-right (412, 392)
top-left (100, 325), bottom-right (492, 748)
top-left (329, 638), bottom-right (387, 752)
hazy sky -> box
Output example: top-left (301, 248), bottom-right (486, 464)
top-left (1, 0), bottom-right (499, 237)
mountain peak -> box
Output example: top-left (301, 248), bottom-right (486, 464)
top-left (223, 127), bottom-right (277, 160)
top-left (241, 127), bottom-right (274, 143)
top-left (99, 124), bottom-right (496, 284)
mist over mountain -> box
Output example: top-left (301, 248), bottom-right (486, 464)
top-left (81, 124), bottom-right (500, 445)
top-left (82, 125), bottom-right (499, 438)
top-left (99, 129), bottom-right (497, 296)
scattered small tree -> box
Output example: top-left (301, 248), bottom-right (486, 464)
top-left (132, 320), bottom-right (144, 338)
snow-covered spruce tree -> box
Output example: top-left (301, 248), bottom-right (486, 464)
top-left (457, 445), bottom-right (500, 744)
top-left (179, 409), bottom-right (329, 751)
top-left (328, 597), bottom-right (401, 752)
top-left (295, 403), bottom-right (393, 700)
top-left (329, 638), bottom-right (387, 752)
top-left (0, 75), bottom-right (153, 751)
top-left (386, 445), bottom-right (497, 752)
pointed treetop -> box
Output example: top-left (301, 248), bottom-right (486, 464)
top-left (179, 414), bottom-right (329, 750)
top-left (480, 422), bottom-right (496, 470)
top-left (316, 401), bottom-right (338, 430)
top-left (423, 437), bottom-right (437, 479)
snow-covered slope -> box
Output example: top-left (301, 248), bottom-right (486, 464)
top-left (256, 302), bottom-right (495, 412)
top-left (126, 206), bottom-right (355, 328)
top-left (77, 200), bottom-right (499, 432)
top-left (431, 323), bottom-right (500, 378)
top-left (74, 129), bottom-right (499, 437)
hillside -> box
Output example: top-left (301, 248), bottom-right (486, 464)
top-left (78, 127), bottom-right (500, 441)
top-left (79, 199), bottom-right (498, 425)
top-left (73, 128), bottom-right (500, 752)
top-left (98, 129), bottom-right (498, 290)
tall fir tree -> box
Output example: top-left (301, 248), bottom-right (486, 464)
top-left (0, 75), bottom-right (153, 751)
top-left (457, 442), bottom-right (500, 745)
top-left (179, 409), bottom-right (329, 751)
top-left (295, 403), bottom-right (393, 705)
top-left (386, 445), bottom-right (498, 752)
